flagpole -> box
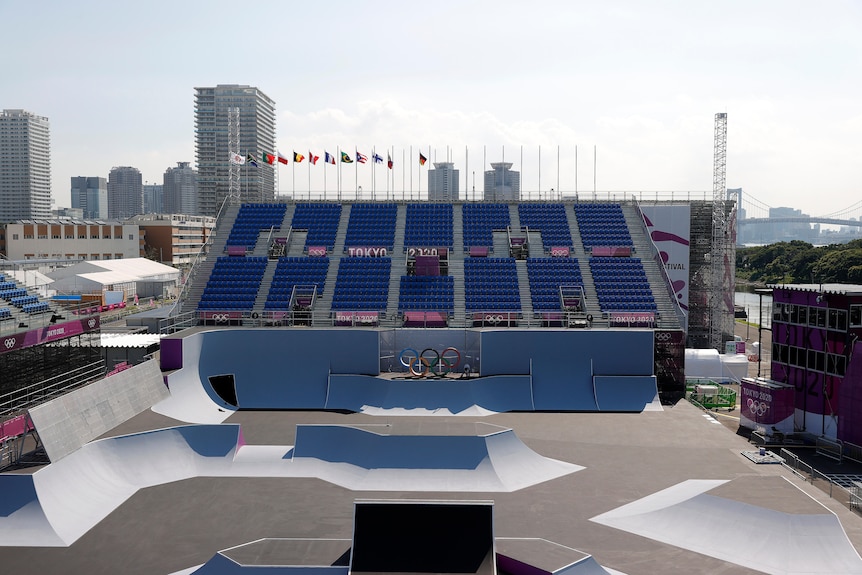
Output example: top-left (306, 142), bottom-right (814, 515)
top-left (372, 146), bottom-right (376, 201)
top-left (575, 145), bottom-right (578, 200)
top-left (337, 146), bottom-right (342, 202)
top-left (593, 145), bottom-right (597, 200)
top-left (483, 145), bottom-right (486, 202)
top-left (502, 145), bottom-right (505, 203)
top-left (520, 145), bottom-right (523, 201)
top-left (355, 148), bottom-right (359, 199)
top-left (308, 152), bottom-right (311, 201)
top-left (557, 145), bottom-right (560, 201)
top-left (292, 155), bottom-right (296, 198)
top-left (324, 154), bottom-right (327, 201)
top-left (538, 145), bottom-right (541, 200)
top-left (410, 145), bottom-right (413, 201)
top-left (465, 145), bottom-right (468, 202)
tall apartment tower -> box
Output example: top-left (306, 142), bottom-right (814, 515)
top-left (194, 85), bottom-right (276, 217)
top-left (107, 166), bottom-right (143, 219)
top-left (483, 162), bottom-right (521, 202)
top-left (71, 176), bottom-right (108, 219)
top-left (163, 161), bottom-right (198, 215)
top-left (143, 183), bottom-right (163, 214)
top-left (0, 109), bottom-right (52, 221)
top-left (427, 162), bottom-right (460, 202)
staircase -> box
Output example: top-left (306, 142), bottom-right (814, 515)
top-left (182, 203), bottom-right (239, 312)
top-left (515, 260), bottom-right (534, 322)
top-left (621, 203), bottom-right (683, 330)
top-left (385, 204), bottom-right (407, 320)
top-left (567, 208), bottom-right (601, 319)
top-left (252, 259), bottom-right (278, 313)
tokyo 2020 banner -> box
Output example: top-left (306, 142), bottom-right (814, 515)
top-left (0, 316), bottom-right (101, 356)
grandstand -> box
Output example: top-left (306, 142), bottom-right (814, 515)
top-left (10, 198), bottom-right (861, 575)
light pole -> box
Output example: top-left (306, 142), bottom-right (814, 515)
top-left (755, 288), bottom-right (772, 378)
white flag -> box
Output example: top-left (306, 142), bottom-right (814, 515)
top-left (229, 152), bottom-right (245, 165)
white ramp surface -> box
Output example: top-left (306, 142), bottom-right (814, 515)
top-left (591, 478), bottom-right (862, 575)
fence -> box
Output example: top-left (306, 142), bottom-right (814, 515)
top-left (0, 359), bottom-right (106, 417)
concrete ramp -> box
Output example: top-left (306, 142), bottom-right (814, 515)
top-left (1, 423), bottom-right (580, 547)
top-left (325, 374), bottom-right (534, 415)
top-left (591, 477), bottom-right (862, 575)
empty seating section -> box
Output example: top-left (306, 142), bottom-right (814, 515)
top-left (590, 257), bottom-right (656, 313)
top-left (0, 308), bottom-right (12, 320)
top-left (344, 203), bottom-right (397, 250)
top-left (264, 257), bottom-right (330, 310)
top-left (226, 203), bottom-right (287, 251)
top-left (292, 203), bottom-right (342, 252)
top-left (198, 256), bottom-right (267, 310)
top-left (404, 204), bottom-right (453, 248)
top-left (573, 203), bottom-right (633, 250)
top-left (398, 275), bottom-right (454, 313)
top-left (462, 203), bottom-right (510, 250)
top-left (526, 258), bottom-right (583, 311)
top-left (464, 258), bottom-right (521, 312)
top-left (517, 203), bottom-right (573, 251)
top-left (22, 302), bottom-right (50, 314)
top-left (0, 285), bottom-right (27, 300)
top-left (330, 257), bottom-right (391, 312)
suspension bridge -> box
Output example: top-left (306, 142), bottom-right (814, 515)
top-left (731, 190), bottom-right (862, 228)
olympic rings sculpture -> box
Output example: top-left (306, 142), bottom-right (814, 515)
top-left (399, 347), bottom-right (461, 377)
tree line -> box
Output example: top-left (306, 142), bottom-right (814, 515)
top-left (737, 239), bottom-right (862, 285)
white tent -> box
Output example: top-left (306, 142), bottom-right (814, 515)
top-left (685, 348), bottom-right (749, 383)
top-left (46, 258), bottom-right (180, 296)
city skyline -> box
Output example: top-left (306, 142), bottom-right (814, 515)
top-left (3, 1), bottom-right (861, 217)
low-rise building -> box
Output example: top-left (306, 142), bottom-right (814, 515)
top-left (0, 219), bottom-right (142, 261)
top-left (132, 213), bottom-right (215, 268)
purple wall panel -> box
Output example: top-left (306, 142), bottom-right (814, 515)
top-left (160, 338), bottom-right (183, 371)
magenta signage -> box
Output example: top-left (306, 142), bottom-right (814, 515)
top-left (334, 311), bottom-right (379, 326)
top-left (198, 311), bottom-right (242, 322)
top-left (591, 246), bottom-right (632, 257)
top-left (307, 246), bottom-right (327, 257)
top-left (740, 378), bottom-right (795, 434)
top-left (550, 246), bottom-right (570, 257)
top-left (407, 247), bottom-right (447, 257)
top-left (347, 246), bottom-right (388, 257)
top-left (0, 316), bottom-right (101, 356)
top-left (609, 312), bottom-right (655, 327)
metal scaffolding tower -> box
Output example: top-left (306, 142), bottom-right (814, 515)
top-left (709, 112), bottom-right (735, 350)
top-left (228, 106), bottom-right (240, 204)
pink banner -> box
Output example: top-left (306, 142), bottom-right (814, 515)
top-left (335, 311), bottom-right (380, 326)
top-left (226, 246), bottom-right (247, 256)
top-left (407, 247), bottom-right (448, 257)
top-left (198, 311), bottom-right (242, 323)
top-left (591, 246), bottom-right (632, 257)
top-left (0, 316), bottom-right (101, 356)
top-left (469, 246), bottom-right (489, 257)
top-left (609, 312), bottom-right (655, 327)
top-left (550, 246), bottom-right (570, 257)
top-left (472, 312), bottom-right (518, 326)
top-left (307, 246), bottom-right (327, 257)
top-left (740, 379), bottom-right (795, 432)
top-left (347, 246), bottom-right (388, 257)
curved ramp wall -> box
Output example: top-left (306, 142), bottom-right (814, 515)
top-left (163, 328), bottom-right (655, 413)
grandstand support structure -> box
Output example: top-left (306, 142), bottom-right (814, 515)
top-left (709, 112), bottom-right (734, 351)
top-left (228, 106), bottom-right (240, 204)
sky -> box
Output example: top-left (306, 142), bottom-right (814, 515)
top-left (3, 0), bottom-right (861, 218)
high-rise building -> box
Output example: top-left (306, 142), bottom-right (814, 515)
top-left (483, 162), bottom-right (520, 201)
top-left (71, 176), bottom-right (107, 220)
top-left (194, 85), bottom-right (276, 217)
top-left (163, 162), bottom-right (198, 215)
top-left (427, 162), bottom-right (460, 202)
top-left (143, 183), bottom-right (163, 215)
top-left (0, 109), bottom-right (52, 221)
top-left (107, 166), bottom-right (143, 219)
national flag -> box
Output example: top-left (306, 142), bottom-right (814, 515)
top-left (277, 151), bottom-right (289, 164)
top-left (419, 152), bottom-right (427, 166)
top-left (229, 152), bottom-right (245, 165)
top-left (356, 151), bottom-right (368, 164)
top-left (309, 151), bottom-right (320, 165)
top-left (264, 153), bottom-right (277, 165)
top-left (373, 153), bottom-right (384, 164)
top-left (341, 151), bottom-right (353, 163)
top-left (325, 152), bottom-right (336, 164)
top-left (293, 151), bottom-right (305, 163)
top-left (246, 153), bottom-right (259, 167)
top-left (387, 153), bottom-right (393, 169)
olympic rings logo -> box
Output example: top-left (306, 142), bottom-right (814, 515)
top-left (747, 398), bottom-right (769, 417)
top-left (655, 332), bottom-right (672, 342)
top-left (88, 319), bottom-right (96, 329)
top-left (399, 347), bottom-right (461, 377)
top-left (3, 338), bottom-right (16, 349)
top-left (484, 314), bottom-right (505, 325)
top-left (211, 313), bottom-right (230, 323)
